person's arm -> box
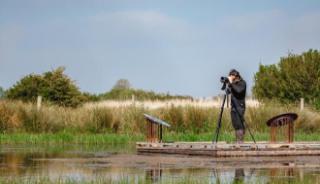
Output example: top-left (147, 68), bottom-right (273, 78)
top-left (229, 81), bottom-right (246, 94)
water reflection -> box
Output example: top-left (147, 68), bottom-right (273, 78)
top-left (1, 144), bottom-right (320, 183)
top-left (234, 168), bottom-right (245, 183)
top-left (146, 164), bottom-right (162, 183)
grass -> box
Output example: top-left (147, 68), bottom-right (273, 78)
top-left (0, 131), bottom-right (319, 145)
top-left (1, 101), bottom-right (320, 184)
top-left (0, 174), bottom-right (319, 184)
top-left (0, 132), bottom-right (144, 144)
top-left (0, 176), bottom-right (211, 184)
top-left (0, 99), bottom-right (320, 143)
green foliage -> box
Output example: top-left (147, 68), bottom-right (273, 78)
top-left (253, 49), bottom-right (320, 107)
top-left (0, 86), bottom-right (5, 99)
top-left (102, 88), bottom-right (192, 101)
top-left (0, 132), bottom-right (144, 144)
top-left (6, 74), bottom-right (45, 102)
top-left (6, 67), bottom-right (83, 107)
top-left (113, 79), bottom-right (131, 90)
top-left (99, 79), bottom-right (192, 101)
top-left (81, 92), bottom-right (100, 102)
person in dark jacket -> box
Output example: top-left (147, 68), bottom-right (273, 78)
top-left (227, 69), bottom-right (246, 143)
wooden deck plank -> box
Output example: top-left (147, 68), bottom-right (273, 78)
top-left (136, 141), bottom-right (320, 157)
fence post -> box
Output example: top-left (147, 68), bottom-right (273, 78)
top-left (131, 94), bottom-right (135, 106)
top-left (300, 98), bottom-right (304, 111)
top-left (37, 96), bottom-right (42, 111)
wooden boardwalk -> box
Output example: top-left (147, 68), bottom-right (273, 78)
top-left (136, 141), bottom-right (320, 157)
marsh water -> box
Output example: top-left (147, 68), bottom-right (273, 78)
top-left (1, 144), bottom-right (320, 183)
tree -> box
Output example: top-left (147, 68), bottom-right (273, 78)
top-left (0, 86), bottom-right (4, 99)
top-left (113, 79), bottom-right (131, 90)
top-left (6, 67), bottom-right (83, 107)
top-left (6, 74), bottom-right (45, 102)
top-left (253, 49), bottom-right (320, 107)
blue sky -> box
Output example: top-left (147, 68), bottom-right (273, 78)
top-left (1, 0), bottom-right (320, 97)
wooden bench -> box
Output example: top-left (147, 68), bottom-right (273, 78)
top-left (144, 114), bottom-right (170, 143)
top-left (266, 113), bottom-right (298, 143)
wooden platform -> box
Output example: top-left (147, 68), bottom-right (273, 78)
top-left (136, 141), bottom-right (320, 157)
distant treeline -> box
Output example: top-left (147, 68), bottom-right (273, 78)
top-left (84, 88), bottom-right (192, 102)
top-left (1, 68), bottom-right (192, 107)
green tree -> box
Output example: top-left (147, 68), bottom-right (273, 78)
top-left (253, 49), bottom-right (320, 107)
top-left (6, 67), bottom-right (83, 107)
top-left (113, 79), bottom-right (131, 90)
top-left (6, 74), bottom-right (45, 102)
top-left (0, 86), bottom-right (4, 99)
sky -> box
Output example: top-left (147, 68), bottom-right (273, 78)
top-left (1, 0), bottom-right (320, 97)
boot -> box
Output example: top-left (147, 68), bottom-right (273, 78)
top-left (235, 129), bottom-right (245, 144)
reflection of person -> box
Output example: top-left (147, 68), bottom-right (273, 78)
top-left (228, 69), bottom-right (246, 144)
top-left (233, 168), bottom-right (245, 183)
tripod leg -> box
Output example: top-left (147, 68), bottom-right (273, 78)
top-left (213, 93), bottom-right (227, 143)
top-left (246, 123), bottom-right (256, 144)
top-left (214, 108), bottom-right (223, 143)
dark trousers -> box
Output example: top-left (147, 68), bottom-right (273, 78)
top-left (231, 107), bottom-right (245, 130)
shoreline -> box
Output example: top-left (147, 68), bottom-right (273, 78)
top-left (0, 132), bottom-right (319, 145)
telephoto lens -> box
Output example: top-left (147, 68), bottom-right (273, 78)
top-left (220, 76), bottom-right (229, 84)
top-left (220, 76), bottom-right (229, 90)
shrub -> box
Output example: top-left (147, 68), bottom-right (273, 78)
top-left (6, 67), bottom-right (83, 107)
top-left (253, 49), bottom-right (320, 109)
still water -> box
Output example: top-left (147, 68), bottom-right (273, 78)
top-left (1, 144), bottom-right (320, 183)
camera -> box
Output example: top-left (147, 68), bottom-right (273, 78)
top-left (220, 76), bottom-right (229, 90)
top-left (220, 76), bottom-right (229, 84)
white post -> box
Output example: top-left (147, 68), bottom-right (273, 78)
top-left (131, 94), bottom-right (135, 106)
top-left (300, 98), bottom-right (304, 111)
top-left (37, 96), bottom-right (42, 111)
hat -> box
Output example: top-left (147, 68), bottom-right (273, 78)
top-left (229, 69), bottom-right (240, 77)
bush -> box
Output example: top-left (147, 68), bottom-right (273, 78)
top-left (253, 49), bottom-right (320, 108)
top-left (6, 67), bottom-right (84, 107)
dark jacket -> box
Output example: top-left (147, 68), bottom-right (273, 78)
top-left (229, 79), bottom-right (246, 110)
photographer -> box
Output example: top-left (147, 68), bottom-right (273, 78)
top-left (227, 69), bottom-right (246, 144)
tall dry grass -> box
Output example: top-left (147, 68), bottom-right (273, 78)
top-left (0, 99), bottom-right (319, 134)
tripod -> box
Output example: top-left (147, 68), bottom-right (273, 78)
top-left (212, 86), bottom-right (256, 144)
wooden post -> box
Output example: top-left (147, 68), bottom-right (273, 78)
top-left (300, 98), bottom-right (304, 111)
top-left (288, 122), bottom-right (294, 143)
top-left (159, 125), bottom-right (163, 143)
top-left (37, 96), bottom-right (42, 111)
top-left (270, 127), bottom-right (276, 143)
top-left (153, 123), bottom-right (158, 142)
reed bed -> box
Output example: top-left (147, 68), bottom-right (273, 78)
top-left (0, 100), bottom-right (319, 136)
